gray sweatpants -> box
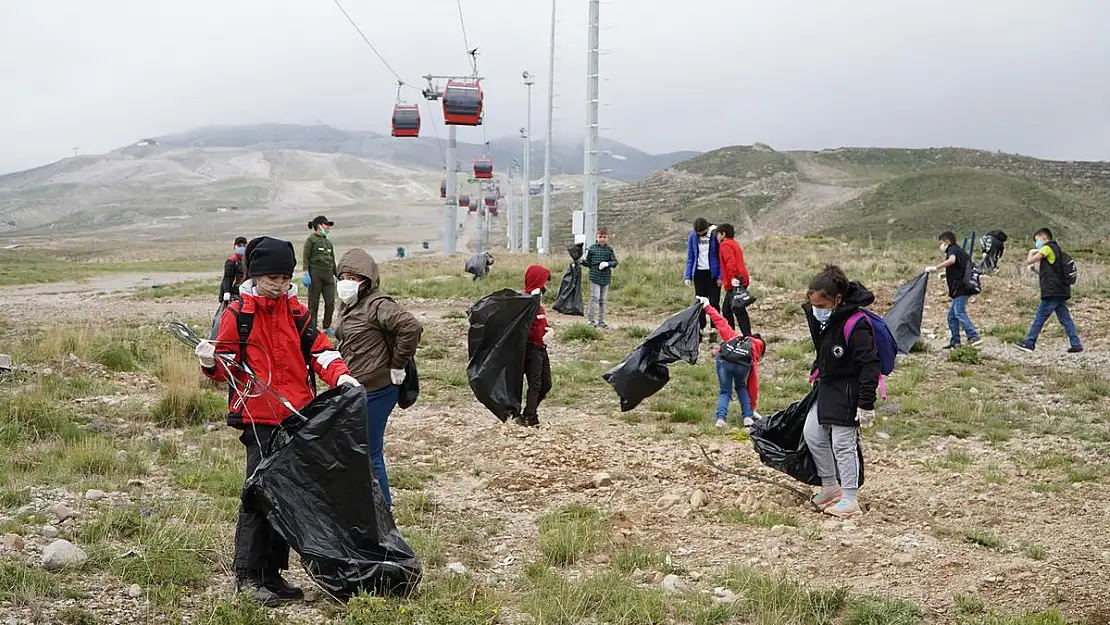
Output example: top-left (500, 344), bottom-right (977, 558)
top-left (802, 403), bottom-right (860, 491)
top-left (588, 282), bottom-right (608, 324)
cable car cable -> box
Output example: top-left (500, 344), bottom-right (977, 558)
top-left (455, 0), bottom-right (475, 74)
top-left (423, 99), bottom-right (445, 160)
top-left (329, 0), bottom-right (411, 87)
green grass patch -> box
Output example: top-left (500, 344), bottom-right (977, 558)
top-left (721, 566), bottom-right (849, 624)
top-left (986, 324), bottom-right (1028, 345)
top-left (962, 529), bottom-right (1006, 552)
top-left (610, 545), bottom-right (682, 575)
top-left (844, 596), bottom-right (923, 625)
top-left (342, 573), bottom-right (500, 625)
top-left (718, 507), bottom-right (799, 528)
top-left (149, 388), bottom-right (226, 428)
top-left (0, 561), bottom-right (61, 604)
top-left (948, 346), bottom-right (983, 364)
top-left (538, 504), bottom-right (608, 566)
top-left (560, 323), bottom-right (602, 342)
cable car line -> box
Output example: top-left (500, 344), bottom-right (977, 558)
top-left (329, 0), bottom-right (411, 87)
top-left (455, 0), bottom-right (476, 74)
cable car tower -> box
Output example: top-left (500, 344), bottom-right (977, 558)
top-left (423, 50), bottom-right (484, 256)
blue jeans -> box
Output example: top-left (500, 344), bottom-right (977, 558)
top-left (365, 385), bottom-right (399, 506)
top-left (947, 296), bottom-right (979, 344)
top-left (1025, 298), bottom-right (1082, 348)
top-left (715, 357), bottom-right (752, 419)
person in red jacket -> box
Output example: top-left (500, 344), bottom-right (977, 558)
top-left (717, 223), bottom-right (752, 335)
top-left (697, 296), bottom-right (764, 429)
top-left (522, 264), bottom-right (553, 426)
top-left (194, 236), bottom-right (358, 607)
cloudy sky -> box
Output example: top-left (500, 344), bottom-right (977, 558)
top-left (2, 0), bottom-right (1109, 174)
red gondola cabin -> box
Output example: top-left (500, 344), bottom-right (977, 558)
top-left (442, 80), bottom-right (483, 126)
top-left (484, 196), bottom-right (496, 208)
top-left (474, 157), bottom-right (493, 179)
top-left (459, 194), bottom-right (471, 208)
top-left (391, 105), bottom-right (421, 138)
top-left (440, 179), bottom-right (447, 198)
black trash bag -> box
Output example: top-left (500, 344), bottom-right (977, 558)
top-left (884, 271), bottom-right (929, 354)
top-left (750, 388), bottom-right (865, 487)
top-left (243, 385), bottom-right (421, 598)
top-left (398, 357), bottom-right (419, 409)
top-left (602, 303), bottom-right (702, 412)
top-left (208, 302), bottom-right (228, 341)
top-left (553, 243), bottom-right (585, 316)
top-left (467, 289), bottom-right (541, 421)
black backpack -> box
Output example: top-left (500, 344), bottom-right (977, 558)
top-left (231, 306), bottom-right (318, 391)
top-left (1056, 248), bottom-right (1078, 285)
top-left (962, 257), bottom-right (983, 295)
top-left (719, 336), bottom-right (755, 367)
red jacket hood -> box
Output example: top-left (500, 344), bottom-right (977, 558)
top-left (524, 264), bottom-right (552, 293)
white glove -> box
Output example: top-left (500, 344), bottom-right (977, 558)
top-left (390, 368), bottom-right (407, 385)
top-left (530, 288), bottom-right (542, 295)
top-left (684, 279), bottom-right (692, 287)
top-left (731, 278), bottom-right (741, 287)
top-left (543, 327), bottom-right (554, 342)
top-left (195, 340), bottom-right (216, 368)
top-left (338, 374), bottom-right (362, 387)
top-left (223, 292), bottom-right (231, 302)
top-left (599, 261), bottom-right (609, 270)
top-left (695, 296), bottom-right (710, 309)
top-left (924, 266), bottom-right (937, 273)
top-left (855, 408), bottom-right (876, 428)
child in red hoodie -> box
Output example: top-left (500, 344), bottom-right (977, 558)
top-left (697, 296), bottom-right (764, 428)
top-left (522, 264), bottom-right (554, 426)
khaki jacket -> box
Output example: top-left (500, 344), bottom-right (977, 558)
top-left (335, 249), bottom-right (423, 391)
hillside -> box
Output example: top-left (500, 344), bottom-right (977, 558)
top-left (590, 145), bottom-right (1110, 249)
top-left (153, 124), bottom-right (697, 183)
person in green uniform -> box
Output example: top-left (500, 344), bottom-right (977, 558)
top-left (302, 215), bottom-right (338, 331)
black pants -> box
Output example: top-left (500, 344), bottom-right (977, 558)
top-left (234, 426), bottom-right (289, 573)
top-left (523, 344), bottom-right (552, 421)
top-left (693, 269), bottom-right (721, 330)
top-left (722, 289), bottom-right (753, 336)
top-left (308, 271), bottom-right (336, 329)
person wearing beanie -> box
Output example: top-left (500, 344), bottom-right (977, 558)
top-left (193, 235), bottom-right (359, 607)
top-left (302, 216), bottom-right (337, 331)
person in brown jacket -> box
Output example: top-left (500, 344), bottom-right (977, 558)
top-left (334, 249), bottom-right (423, 507)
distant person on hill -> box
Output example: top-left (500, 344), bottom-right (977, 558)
top-left (684, 217), bottom-right (721, 339)
top-left (334, 248), bottom-right (424, 508)
top-left (1014, 228), bottom-right (1083, 353)
top-left (194, 236), bottom-right (359, 606)
top-left (802, 265), bottom-right (880, 519)
top-left (219, 236), bottom-right (248, 303)
top-left (696, 296), bottom-right (764, 429)
top-left (926, 231), bottom-right (983, 349)
top-left (584, 228), bottom-right (618, 328)
top-left (521, 264), bottom-right (554, 426)
top-left (302, 215), bottom-right (338, 333)
top-left (716, 223), bottom-right (752, 335)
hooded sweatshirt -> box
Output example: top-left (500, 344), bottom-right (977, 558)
top-left (718, 237), bottom-right (750, 289)
top-left (705, 304), bottom-right (764, 411)
top-left (334, 249), bottom-right (424, 391)
top-left (802, 281), bottom-right (881, 427)
top-left (525, 264), bottom-right (552, 346)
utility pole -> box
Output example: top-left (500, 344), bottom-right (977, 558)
top-left (540, 0), bottom-right (557, 257)
top-left (582, 0), bottom-right (600, 240)
top-left (506, 164), bottom-right (517, 250)
top-left (522, 71), bottom-right (534, 253)
top-left (422, 73), bottom-right (484, 256)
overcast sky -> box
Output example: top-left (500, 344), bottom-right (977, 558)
top-left (2, 0), bottom-right (1109, 174)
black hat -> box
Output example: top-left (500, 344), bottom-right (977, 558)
top-left (234, 236), bottom-right (248, 246)
top-left (245, 236), bottom-right (296, 278)
top-left (308, 215), bottom-right (334, 229)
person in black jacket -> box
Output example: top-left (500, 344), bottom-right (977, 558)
top-left (1015, 228), bottom-right (1083, 353)
top-left (219, 236), bottom-right (248, 303)
top-left (801, 265), bottom-right (881, 519)
top-left (925, 232), bottom-right (982, 348)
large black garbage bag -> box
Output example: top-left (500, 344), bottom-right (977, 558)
top-left (398, 357), bottom-right (419, 409)
top-left (750, 389), bottom-right (865, 487)
top-left (884, 272), bottom-right (929, 354)
top-left (243, 385), bottom-right (421, 598)
top-left (465, 252), bottom-right (492, 280)
top-left (602, 303), bottom-right (702, 411)
top-left (467, 289), bottom-right (541, 421)
top-left (553, 243), bottom-right (585, 316)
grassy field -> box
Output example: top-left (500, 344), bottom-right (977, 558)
top-left (0, 251), bottom-right (214, 286)
top-left (0, 240), bottom-right (1108, 624)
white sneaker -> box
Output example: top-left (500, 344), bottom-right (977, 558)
top-left (752, 411), bottom-right (763, 421)
top-left (742, 417), bottom-right (755, 427)
top-left (714, 418), bottom-right (728, 429)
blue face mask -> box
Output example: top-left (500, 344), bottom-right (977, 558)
top-left (1034, 239), bottom-right (1045, 249)
top-left (812, 306), bottom-right (834, 324)
top-left (235, 246), bottom-right (246, 255)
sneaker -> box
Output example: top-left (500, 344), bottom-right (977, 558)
top-left (1067, 346), bottom-right (1084, 354)
top-left (1013, 341), bottom-right (1035, 353)
top-left (714, 418), bottom-right (728, 429)
top-left (264, 571), bottom-right (304, 601)
top-left (824, 500), bottom-right (862, 518)
top-left (587, 321), bottom-right (597, 327)
top-left (943, 343), bottom-right (960, 350)
top-left (809, 488), bottom-right (841, 511)
top-left (969, 338), bottom-right (984, 347)
top-left (598, 322), bottom-right (608, 329)
top-left (752, 411), bottom-right (763, 421)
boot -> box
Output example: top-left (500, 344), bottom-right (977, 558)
top-left (235, 570), bottom-right (282, 607)
top-left (523, 414), bottom-right (540, 427)
top-left (264, 570), bottom-right (304, 601)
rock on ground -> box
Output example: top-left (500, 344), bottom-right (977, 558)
top-left (41, 539), bottom-right (89, 571)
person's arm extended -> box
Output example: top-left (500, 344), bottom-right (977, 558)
top-left (704, 305), bottom-right (737, 342)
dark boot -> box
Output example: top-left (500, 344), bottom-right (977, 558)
top-left (236, 570), bottom-right (282, 607)
top-left (264, 570), bottom-right (304, 601)
top-left (523, 414), bottom-right (540, 427)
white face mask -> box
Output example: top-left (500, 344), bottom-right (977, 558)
top-left (940, 243), bottom-right (948, 253)
top-left (812, 306), bottom-right (834, 325)
top-left (337, 279), bottom-right (361, 304)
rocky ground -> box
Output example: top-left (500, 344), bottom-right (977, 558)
top-left (0, 243), bottom-right (1108, 624)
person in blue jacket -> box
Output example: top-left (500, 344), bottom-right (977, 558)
top-left (684, 217), bottom-right (722, 337)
